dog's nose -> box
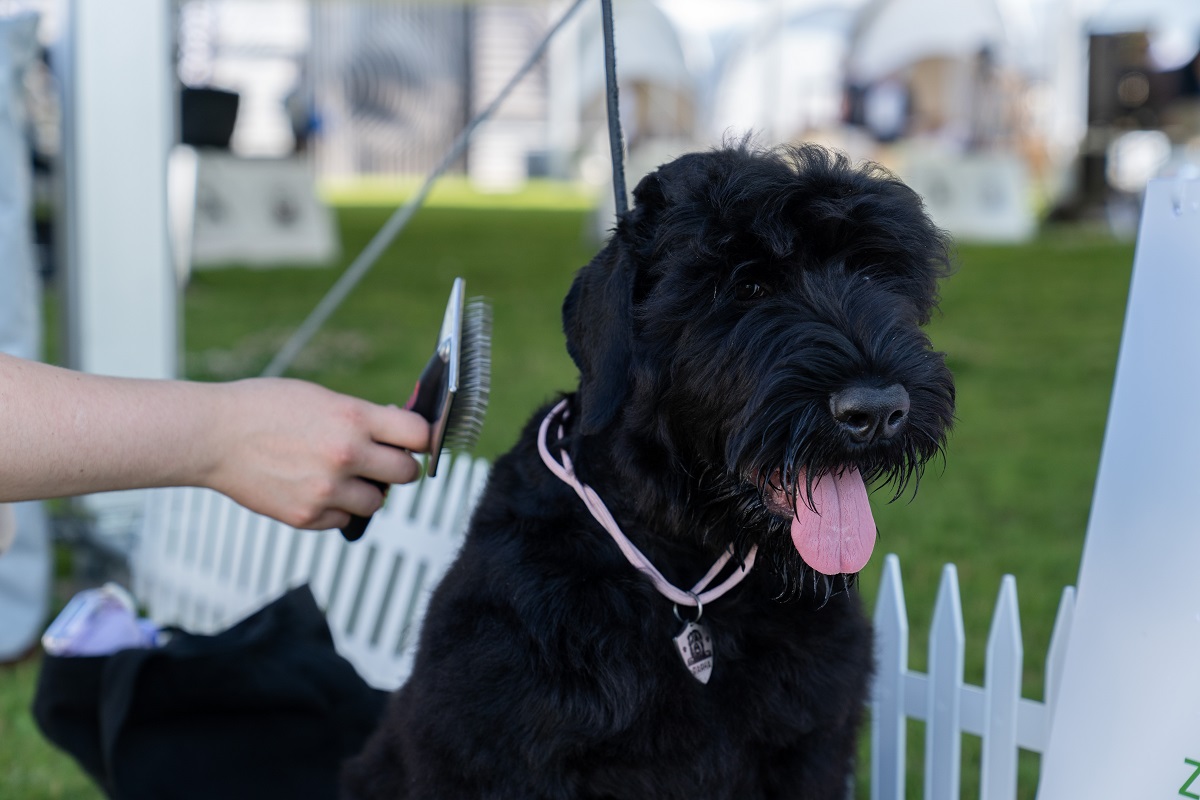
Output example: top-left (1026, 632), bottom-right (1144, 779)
top-left (829, 384), bottom-right (910, 444)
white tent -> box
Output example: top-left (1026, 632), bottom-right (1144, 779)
top-left (846, 0), bottom-right (1008, 83)
top-left (713, 6), bottom-right (858, 143)
top-left (578, 0), bottom-right (692, 103)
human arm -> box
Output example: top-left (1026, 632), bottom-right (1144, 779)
top-left (0, 353), bottom-right (430, 530)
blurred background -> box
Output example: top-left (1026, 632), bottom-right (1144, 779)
top-left (0, 0), bottom-right (1196, 797)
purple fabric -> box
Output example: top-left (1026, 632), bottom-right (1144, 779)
top-left (42, 585), bottom-right (158, 657)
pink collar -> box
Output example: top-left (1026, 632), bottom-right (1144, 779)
top-left (537, 399), bottom-right (757, 611)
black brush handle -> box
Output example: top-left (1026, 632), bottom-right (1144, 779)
top-left (339, 352), bottom-right (447, 542)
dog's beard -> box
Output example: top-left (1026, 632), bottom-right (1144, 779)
top-left (694, 474), bottom-right (853, 605)
top-left (685, 390), bottom-right (948, 602)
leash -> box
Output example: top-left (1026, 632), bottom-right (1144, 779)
top-left (537, 400), bottom-right (756, 609)
top-left (600, 0), bottom-right (628, 218)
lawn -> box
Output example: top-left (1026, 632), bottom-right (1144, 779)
top-left (0, 190), bottom-right (1135, 798)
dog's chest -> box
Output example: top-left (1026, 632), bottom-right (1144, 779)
top-left (639, 599), bottom-right (846, 723)
top-left (559, 598), bottom-right (863, 797)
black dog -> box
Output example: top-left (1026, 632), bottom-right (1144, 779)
top-left (343, 143), bottom-right (954, 799)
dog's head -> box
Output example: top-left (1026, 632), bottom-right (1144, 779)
top-left (562, 143), bottom-right (954, 595)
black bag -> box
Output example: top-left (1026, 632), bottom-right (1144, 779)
top-left (33, 585), bottom-right (387, 799)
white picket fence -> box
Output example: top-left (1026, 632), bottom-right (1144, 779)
top-left (871, 555), bottom-right (1076, 800)
top-left (132, 453), bottom-right (490, 689)
top-left (132, 456), bottom-right (1075, 797)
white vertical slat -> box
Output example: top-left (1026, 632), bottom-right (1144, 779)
top-left (980, 575), bottom-right (1022, 800)
top-left (925, 564), bottom-right (964, 800)
top-left (286, 528), bottom-right (318, 588)
top-left (176, 489), bottom-right (210, 627)
top-left (308, 530), bottom-right (346, 608)
top-left (217, 504), bottom-right (263, 621)
top-left (329, 539), bottom-right (380, 644)
top-left (265, 523), bottom-right (302, 593)
top-left (136, 486), bottom-right (168, 563)
top-left (200, 491), bottom-right (235, 578)
top-left (300, 532), bottom-right (333, 605)
top-left (198, 492), bottom-right (231, 573)
top-left (252, 518), bottom-right (287, 598)
top-left (358, 547), bottom-right (410, 687)
top-left (1043, 585), bottom-right (1076, 733)
top-left (132, 487), bottom-right (172, 605)
top-left (156, 488), bottom-right (192, 624)
top-left (166, 487), bottom-right (191, 565)
top-left (325, 532), bottom-right (376, 635)
top-left (431, 454), bottom-right (480, 538)
top-left (457, 456), bottom-right (491, 537)
top-left (165, 486), bottom-right (197, 559)
top-left (182, 488), bottom-right (215, 571)
top-left (412, 458), bottom-right (453, 532)
top-left (214, 498), bottom-right (248, 584)
top-left (872, 553), bottom-right (910, 800)
top-left (389, 553), bottom-right (433, 672)
top-left (327, 535), bottom-right (359, 619)
top-left (441, 454), bottom-right (488, 538)
top-left (233, 505), bottom-right (266, 591)
top-left (194, 492), bottom-right (233, 624)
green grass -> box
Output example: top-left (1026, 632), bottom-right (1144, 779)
top-left (0, 659), bottom-right (101, 799)
top-left (0, 198), bottom-right (1135, 799)
top-left (317, 174), bottom-right (597, 212)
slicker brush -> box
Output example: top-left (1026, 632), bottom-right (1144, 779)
top-left (340, 278), bottom-right (491, 541)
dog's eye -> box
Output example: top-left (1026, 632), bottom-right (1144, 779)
top-left (734, 281), bottom-right (768, 301)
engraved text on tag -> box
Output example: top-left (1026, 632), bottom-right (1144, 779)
top-left (673, 620), bottom-right (714, 684)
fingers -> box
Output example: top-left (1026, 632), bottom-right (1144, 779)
top-left (336, 476), bottom-right (392, 518)
top-left (288, 399), bottom-right (429, 531)
top-left (353, 442), bottom-right (424, 488)
top-left (368, 404), bottom-right (433, 453)
top-left (304, 508), bottom-right (351, 532)
top-left (291, 477), bottom-right (389, 531)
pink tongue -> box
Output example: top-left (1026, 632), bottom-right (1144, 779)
top-left (785, 468), bottom-right (876, 576)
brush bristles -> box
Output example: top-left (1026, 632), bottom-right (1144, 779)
top-left (444, 296), bottom-right (492, 452)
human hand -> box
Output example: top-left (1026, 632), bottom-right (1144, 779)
top-left (200, 378), bottom-right (431, 531)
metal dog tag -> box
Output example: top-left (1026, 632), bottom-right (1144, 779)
top-left (673, 620), bottom-right (714, 684)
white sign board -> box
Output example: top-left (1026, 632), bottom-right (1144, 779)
top-left (1038, 178), bottom-right (1200, 799)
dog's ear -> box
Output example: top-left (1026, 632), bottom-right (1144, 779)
top-left (562, 172), bottom-right (667, 435)
top-left (562, 237), bottom-right (635, 436)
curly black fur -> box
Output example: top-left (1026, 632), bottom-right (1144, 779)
top-left (342, 143), bottom-right (955, 799)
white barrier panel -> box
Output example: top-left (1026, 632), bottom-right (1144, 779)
top-left (899, 149), bottom-right (1035, 243)
top-left (1038, 178), bottom-right (1200, 798)
top-left (188, 152), bottom-right (340, 268)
